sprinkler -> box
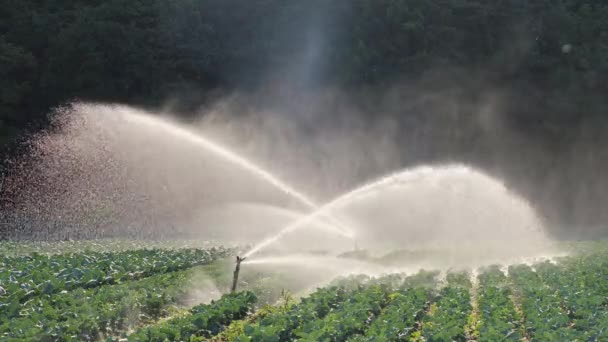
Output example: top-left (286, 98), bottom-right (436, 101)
top-left (231, 256), bottom-right (246, 293)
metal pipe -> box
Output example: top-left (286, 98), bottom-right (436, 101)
top-left (231, 256), bottom-right (246, 293)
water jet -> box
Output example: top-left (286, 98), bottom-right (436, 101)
top-left (117, 104), bottom-right (355, 237)
top-left (244, 165), bottom-right (551, 260)
top-left (4, 103), bottom-right (356, 239)
top-left (191, 202), bottom-right (355, 247)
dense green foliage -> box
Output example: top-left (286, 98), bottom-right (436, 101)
top-left (1, 0), bottom-right (607, 144)
top-left (0, 239), bottom-right (226, 256)
top-left (0, 247), bottom-right (228, 318)
top-left (476, 266), bottom-right (522, 341)
top-left (238, 285), bottom-right (349, 341)
top-left (509, 264), bottom-right (574, 340)
top-left (295, 284), bottom-right (389, 341)
top-left (352, 287), bottom-right (430, 341)
top-left (128, 291), bottom-right (257, 342)
top-left (534, 256), bottom-right (608, 340)
top-left (5, 242), bottom-right (608, 340)
top-left (1, 267), bottom-right (199, 340)
top-left (418, 272), bottom-right (472, 341)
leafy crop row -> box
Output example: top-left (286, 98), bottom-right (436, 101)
top-left (0, 240), bottom-right (227, 257)
top-left (508, 264), bottom-right (574, 340)
top-left (128, 291), bottom-right (257, 342)
top-left (352, 287), bottom-right (430, 341)
top-left (1, 268), bottom-right (200, 341)
top-left (0, 247), bottom-right (229, 318)
top-left (238, 285), bottom-right (350, 341)
top-left (417, 272), bottom-right (472, 342)
top-left (6, 243), bottom-right (608, 342)
top-left (534, 258), bottom-right (608, 340)
top-left (476, 266), bottom-right (522, 341)
top-left (295, 284), bottom-right (389, 341)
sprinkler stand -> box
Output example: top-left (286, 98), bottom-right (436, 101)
top-left (231, 256), bottom-right (246, 293)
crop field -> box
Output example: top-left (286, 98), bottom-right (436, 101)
top-left (2, 241), bottom-right (608, 341)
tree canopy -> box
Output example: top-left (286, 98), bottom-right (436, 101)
top-left (2, 1), bottom-right (607, 138)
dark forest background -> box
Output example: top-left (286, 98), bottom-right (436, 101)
top-left (1, 0), bottom-right (608, 237)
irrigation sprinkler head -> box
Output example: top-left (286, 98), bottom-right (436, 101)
top-left (232, 256), bottom-right (246, 293)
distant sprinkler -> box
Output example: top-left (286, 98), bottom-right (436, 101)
top-left (231, 256), bottom-right (247, 293)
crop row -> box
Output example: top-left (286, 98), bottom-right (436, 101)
top-left (238, 284), bottom-right (350, 341)
top-left (8, 247), bottom-right (608, 342)
top-left (238, 271), bottom-right (442, 342)
top-left (126, 263), bottom-right (608, 342)
top-left (508, 264), bottom-right (574, 340)
top-left (0, 265), bottom-right (225, 341)
top-left (122, 254), bottom-right (608, 342)
top-left (475, 258), bottom-right (608, 341)
top-left (476, 266), bottom-right (522, 341)
top-left (127, 291), bottom-right (257, 342)
top-left (296, 284), bottom-right (389, 341)
top-left (0, 247), bottom-right (230, 317)
top-left (351, 287), bottom-right (431, 341)
top-left (534, 258), bottom-right (608, 340)
top-left (0, 239), bottom-right (227, 257)
top-left (416, 272), bottom-right (472, 342)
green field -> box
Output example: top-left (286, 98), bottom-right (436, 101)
top-left (2, 240), bottom-right (608, 341)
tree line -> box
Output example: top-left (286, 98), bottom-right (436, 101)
top-left (2, 0), bottom-right (607, 144)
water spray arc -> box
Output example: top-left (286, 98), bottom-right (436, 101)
top-left (244, 166), bottom-right (444, 258)
top-left (119, 106), bottom-right (355, 238)
top-left (123, 110), bottom-right (314, 208)
top-left (206, 203), bottom-right (355, 240)
top-left (243, 164), bottom-right (547, 259)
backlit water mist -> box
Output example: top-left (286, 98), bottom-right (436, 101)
top-left (2, 103), bottom-right (345, 239)
top-left (244, 165), bottom-right (551, 260)
top-left (2, 102), bottom-right (556, 271)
